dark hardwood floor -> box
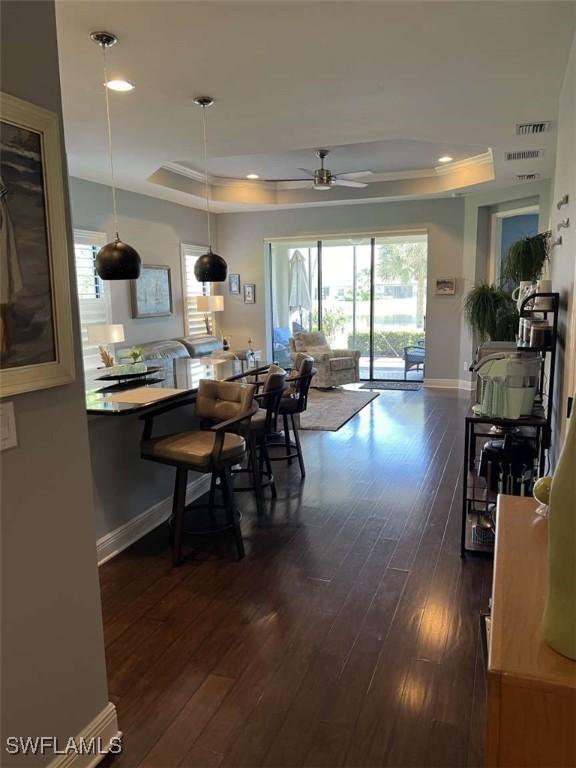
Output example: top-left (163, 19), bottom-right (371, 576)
top-left (100, 387), bottom-right (492, 768)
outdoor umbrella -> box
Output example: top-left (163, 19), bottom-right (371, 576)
top-left (288, 250), bottom-right (312, 327)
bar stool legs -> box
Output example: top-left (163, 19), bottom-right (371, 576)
top-left (172, 467), bottom-right (188, 566)
top-left (170, 465), bottom-right (245, 565)
top-left (220, 466), bottom-right (245, 559)
top-left (290, 414), bottom-right (306, 478)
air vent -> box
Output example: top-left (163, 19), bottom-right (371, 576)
top-left (515, 121), bottom-right (551, 136)
top-left (516, 173), bottom-right (541, 181)
top-left (504, 149), bottom-right (545, 161)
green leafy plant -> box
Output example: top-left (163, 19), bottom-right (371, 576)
top-left (503, 231), bottom-right (550, 284)
top-left (348, 330), bottom-right (424, 357)
top-left (128, 347), bottom-right (143, 363)
top-left (311, 306), bottom-right (347, 344)
top-left (464, 284), bottom-right (518, 342)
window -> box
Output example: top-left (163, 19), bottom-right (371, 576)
top-left (181, 244), bottom-right (211, 336)
top-left (74, 230), bottom-right (110, 370)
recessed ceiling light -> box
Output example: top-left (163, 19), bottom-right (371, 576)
top-left (438, 155), bottom-right (453, 163)
top-left (246, 173), bottom-right (259, 179)
top-left (105, 80), bottom-right (135, 92)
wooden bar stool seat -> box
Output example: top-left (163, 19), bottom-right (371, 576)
top-left (141, 380), bottom-right (257, 565)
top-left (231, 367), bottom-right (287, 514)
top-left (143, 430), bottom-right (246, 468)
top-left (267, 355), bottom-right (316, 479)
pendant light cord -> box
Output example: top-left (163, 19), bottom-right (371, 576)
top-left (101, 44), bottom-right (120, 239)
top-left (200, 105), bottom-right (212, 249)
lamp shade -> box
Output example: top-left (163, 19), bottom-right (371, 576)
top-left (96, 238), bottom-right (142, 281)
top-left (87, 323), bottom-right (125, 345)
top-left (196, 295), bottom-right (224, 312)
top-left (193, 248), bottom-right (227, 283)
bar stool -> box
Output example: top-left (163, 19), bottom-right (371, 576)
top-left (268, 355), bottom-right (316, 478)
top-left (232, 367), bottom-right (287, 514)
top-left (141, 380), bottom-right (257, 565)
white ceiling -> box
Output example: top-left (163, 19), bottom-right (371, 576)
top-left (55, 1), bottom-right (576, 211)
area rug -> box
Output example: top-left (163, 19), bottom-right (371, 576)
top-left (300, 389), bottom-right (379, 431)
top-left (359, 381), bottom-right (422, 391)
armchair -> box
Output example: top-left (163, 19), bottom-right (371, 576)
top-left (289, 331), bottom-right (360, 388)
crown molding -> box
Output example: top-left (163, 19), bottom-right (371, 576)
top-left (434, 149), bottom-right (493, 176)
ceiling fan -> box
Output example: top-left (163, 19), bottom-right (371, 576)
top-left (270, 149), bottom-right (371, 190)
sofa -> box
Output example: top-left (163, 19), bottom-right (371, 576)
top-left (117, 334), bottom-right (222, 362)
top-left (289, 331), bottom-right (360, 388)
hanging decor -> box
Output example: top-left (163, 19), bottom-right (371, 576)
top-left (193, 96), bottom-right (227, 283)
top-left (90, 31), bottom-right (141, 280)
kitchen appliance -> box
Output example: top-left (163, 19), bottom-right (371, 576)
top-left (472, 354), bottom-right (542, 420)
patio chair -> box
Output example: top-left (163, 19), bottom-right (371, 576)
top-left (403, 340), bottom-right (425, 379)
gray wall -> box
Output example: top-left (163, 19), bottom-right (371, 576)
top-left (69, 178), bottom-right (215, 541)
top-left (458, 180), bottom-right (551, 381)
top-left (1, 2), bottom-right (110, 764)
top-left (216, 198), bottom-right (466, 382)
top-left (69, 177), bottom-right (215, 347)
top-left (549, 32), bottom-right (576, 455)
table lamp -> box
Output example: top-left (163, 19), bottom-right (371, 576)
top-left (196, 295), bottom-right (224, 334)
top-left (87, 323), bottom-right (125, 367)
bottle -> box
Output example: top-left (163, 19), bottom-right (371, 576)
top-left (543, 406), bottom-right (576, 659)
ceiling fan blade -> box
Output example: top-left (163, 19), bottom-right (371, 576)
top-left (297, 168), bottom-right (316, 178)
top-left (336, 170), bottom-right (374, 179)
top-left (262, 177), bottom-right (311, 182)
top-left (333, 179), bottom-right (368, 188)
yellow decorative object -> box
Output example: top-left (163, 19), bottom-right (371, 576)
top-left (543, 407), bottom-right (576, 659)
top-left (533, 475), bottom-right (552, 505)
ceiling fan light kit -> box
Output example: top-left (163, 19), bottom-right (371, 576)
top-left (91, 31), bottom-right (142, 281)
top-left (272, 149), bottom-right (370, 190)
top-left (193, 96), bottom-right (228, 283)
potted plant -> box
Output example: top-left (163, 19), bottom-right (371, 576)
top-left (503, 231), bottom-right (550, 284)
top-left (464, 283), bottom-right (518, 342)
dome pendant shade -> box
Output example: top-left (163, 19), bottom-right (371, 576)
top-left (194, 247), bottom-right (227, 282)
top-left (96, 236), bottom-right (142, 280)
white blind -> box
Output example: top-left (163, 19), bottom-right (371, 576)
top-left (74, 230), bottom-right (110, 370)
top-left (181, 244), bottom-right (211, 336)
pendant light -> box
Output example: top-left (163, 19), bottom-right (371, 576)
top-left (90, 31), bottom-right (141, 281)
top-left (193, 96), bottom-right (227, 283)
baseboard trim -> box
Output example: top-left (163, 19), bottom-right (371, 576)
top-left (46, 702), bottom-right (120, 768)
top-left (96, 475), bottom-right (211, 565)
top-left (424, 377), bottom-right (475, 391)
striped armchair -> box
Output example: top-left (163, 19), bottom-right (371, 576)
top-left (289, 331), bottom-right (360, 388)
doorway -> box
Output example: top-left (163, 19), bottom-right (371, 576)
top-left (268, 232), bottom-right (428, 381)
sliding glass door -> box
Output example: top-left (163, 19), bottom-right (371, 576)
top-left (269, 233), bottom-right (427, 381)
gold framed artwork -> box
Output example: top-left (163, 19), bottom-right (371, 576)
top-left (0, 93), bottom-right (75, 397)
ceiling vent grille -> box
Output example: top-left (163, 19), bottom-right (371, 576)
top-left (515, 121), bottom-right (551, 136)
top-left (504, 149), bottom-right (545, 161)
top-left (516, 173), bottom-right (541, 181)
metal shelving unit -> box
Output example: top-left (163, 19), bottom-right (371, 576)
top-left (460, 292), bottom-right (559, 557)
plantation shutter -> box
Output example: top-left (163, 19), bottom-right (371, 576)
top-left (74, 230), bottom-right (110, 370)
top-left (181, 244), bottom-right (210, 336)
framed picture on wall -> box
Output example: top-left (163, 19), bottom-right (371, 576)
top-left (0, 92), bottom-right (76, 397)
top-left (131, 265), bottom-right (173, 318)
top-left (228, 273), bottom-right (240, 294)
top-left (243, 283), bottom-right (256, 304)
top-left (435, 278), bottom-right (456, 295)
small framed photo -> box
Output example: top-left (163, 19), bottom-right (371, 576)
top-left (243, 283), bottom-right (256, 304)
top-left (435, 278), bottom-right (456, 296)
top-left (131, 265), bottom-right (173, 318)
top-left (228, 273), bottom-right (240, 295)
